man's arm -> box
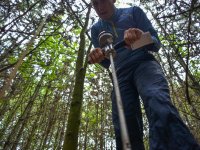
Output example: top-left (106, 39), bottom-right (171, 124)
top-left (133, 7), bottom-right (161, 52)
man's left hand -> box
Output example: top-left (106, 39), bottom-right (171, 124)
top-left (124, 28), bottom-right (144, 49)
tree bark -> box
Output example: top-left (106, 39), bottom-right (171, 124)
top-left (3, 71), bottom-right (45, 150)
top-left (62, 5), bottom-right (91, 150)
top-left (0, 15), bottom-right (47, 100)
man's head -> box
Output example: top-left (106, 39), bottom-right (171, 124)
top-left (91, 0), bottom-right (116, 20)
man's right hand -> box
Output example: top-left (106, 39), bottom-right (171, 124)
top-left (88, 48), bottom-right (105, 64)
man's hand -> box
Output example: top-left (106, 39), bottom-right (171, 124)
top-left (124, 28), bottom-right (144, 48)
top-left (88, 48), bottom-right (105, 64)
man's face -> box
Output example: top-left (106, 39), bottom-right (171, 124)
top-left (91, 0), bottom-right (116, 20)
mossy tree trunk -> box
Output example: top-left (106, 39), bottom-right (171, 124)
top-left (62, 5), bottom-right (91, 150)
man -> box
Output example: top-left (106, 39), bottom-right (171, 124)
top-left (88, 0), bottom-right (200, 149)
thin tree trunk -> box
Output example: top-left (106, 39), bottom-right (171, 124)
top-left (83, 118), bottom-right (89, 150)
top-left (3, 72), bottom-right (45, 150)
top-left (22, 82), bottom-right (51, 150)
top-left (62, 5), bottom-right (91, 150)
top-left (41, 95), bottom-right (60, 149)
top-left (56, 84), bottom-right (73, 149)
top-left (57, 110), bottom-right (68, 150)
top-left (0, 15), bottom-right (47, 100)
top-left (94, 101), bottom-right (99, 150)
top-left (0, 98), bottom-right (21, 141)
top-left (100, 100), bottom-right (104, 150)
top-left (0, 68), bottom-right (36, 121)
top-left (53, 121), bottom-right (62, 150)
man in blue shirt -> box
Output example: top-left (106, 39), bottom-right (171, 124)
top-left (88, 0), bottom-right (200, 149)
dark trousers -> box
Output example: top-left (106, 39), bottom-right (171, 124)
top-left (112, 61), bottom-right (200, 150)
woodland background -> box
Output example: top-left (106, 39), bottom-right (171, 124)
top-left (0, 0), bottom-right (199, 150)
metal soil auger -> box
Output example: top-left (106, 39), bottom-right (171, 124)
top-left (98, 31), bottom-right (132, 150)
top-left (90, 31), bottom-right (154, 150)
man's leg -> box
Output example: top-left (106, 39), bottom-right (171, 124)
top-left (111, 77), bottom-right (145, 150)
top-left (133, 60), bottom-right (199, 150)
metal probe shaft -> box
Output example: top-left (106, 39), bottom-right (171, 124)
top-left (109, 52), bottom-right (132, 150)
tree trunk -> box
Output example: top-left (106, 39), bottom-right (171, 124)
top-left (94, 101), bottom-right (99, 150)
top-left (22, 82), bottom-right (51, 150)
top-left (0, 15), bottom-right (47, 100)
top-left (100, 100), bottom-right (105, 150)
top-left (83, 118), bottom-right (89, 150)
top-left (62, 5), bottom-right (91, 150)
top-left (3, 72), bottom-right (45, 150)
top-left (41, 95), bottom-right (60, 149)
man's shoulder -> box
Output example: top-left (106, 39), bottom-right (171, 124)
top-left (114, 6), bottom-right (143, 22)
top-left (92, 20), bottom-right (101, 27)
top-left (117, 6), bottom-right (142, 13)
top-left (91, 20), bottom-right (101, 32)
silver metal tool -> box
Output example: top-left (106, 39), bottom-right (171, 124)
top-left (98, 31), bottom-right (132, 150)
